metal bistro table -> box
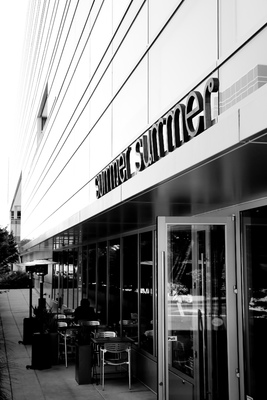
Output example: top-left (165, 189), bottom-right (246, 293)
top-left (91, 336), bottom-right (134, 345)
top-left (90, 336), bottom-right (134, 385)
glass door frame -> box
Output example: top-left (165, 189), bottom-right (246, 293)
top-left (157, 216), bottom-right (239, 400)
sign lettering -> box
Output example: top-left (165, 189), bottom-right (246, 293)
top-left (95, 77), bottom-right (219, 199)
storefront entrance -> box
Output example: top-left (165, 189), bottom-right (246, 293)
top-left (157, 217), bottom-right (239, 400)
top-left (241, 206), bottom-right (267, 400)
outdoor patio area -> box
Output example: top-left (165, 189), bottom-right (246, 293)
top-left (0, 289), bottom-right (156, 400)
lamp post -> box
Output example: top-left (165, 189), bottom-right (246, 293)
top-left (25, 264), bottom-right (51, 370)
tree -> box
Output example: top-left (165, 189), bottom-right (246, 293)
top-left (0, 227), bottom-right (19, 273)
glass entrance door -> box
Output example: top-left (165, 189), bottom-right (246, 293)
top-left (241, 206), bottom-right (267, 400)
top-left (157, 217), bottom-right (239, 400)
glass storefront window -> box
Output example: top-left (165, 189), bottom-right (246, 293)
top-left (242, 206), bottom-right (267, 400)
top-left (52, 250), bottom-right (73, 308)
top-left (68, 248), bottom-right (78, 309)
top-left (97, 242), bottom-right (107, 323)
top-left (122, 235), bottom-right (138, 340)
top-left (82, 246), bottom-right (88, 298)
top-left (53, 229), bottom-right (156, 353)
top-left (52, 263), bottom-right (59, 300)
top-left (88, 244), bottom-right (96, 310)
top-left (61, 250), bottom-right (68, 307)
top-left (167, 224), bottom-right (228, 399)
top-left (140, 231), bottom-right (154, 354)
top-left (108, 239), bottom-right (120, 327)
top-left (52, 251), bottom-right (60, 301)
top-left (167, 227), bottom-right (194, 377)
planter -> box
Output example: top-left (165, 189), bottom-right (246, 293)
top-left (75, 343), bottom-right (92, 384)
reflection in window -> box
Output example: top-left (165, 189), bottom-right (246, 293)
top-left (82, 246), bottom-right (88, 298)
top-left (61, 250), bottom-right (68, 307)
top-left (167, 227), bottom-right (194, 377)
top-left (52, 229), bottom-right (156, 355)
top-left (88, 244), bottom-right (96, 310)
top-left (242, 206), bottom-right (267, 400)
top-left (68, 248), bottom-right (78, 309)
top-left (122, 235), bottom-right (138, 340)
top-left (97, 242), bottom-right (107, 323)
top-left (167, 224), bottom-right (228, 400)
top-left (52, 266), bottom-right (58, 301)
top-left (108, 239), bottom-right (120, 327)
top-left (53, 247), bottom-right (83, 310)
top-left (140, 231), bottom-right (154, 354)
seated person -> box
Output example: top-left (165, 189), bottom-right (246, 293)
top-left (74, 299), bottom-right (98, 323)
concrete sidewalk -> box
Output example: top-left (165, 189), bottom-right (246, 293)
top-left (0, 289), bottom-right (156, 400)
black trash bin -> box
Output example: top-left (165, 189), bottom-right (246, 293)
top-left (21, 318), bottom-right (39, 345)
top-left (75, 343), bottom-right (92, 384)
top-left (27, 332), bottom-right (52, 370)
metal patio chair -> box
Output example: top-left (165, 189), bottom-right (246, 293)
top-left (100, 342), bottom-right (131, 390)
top-left (58, 322), bottom-right (78, 367)
top-left (94, 331), bottom-right (117, 365)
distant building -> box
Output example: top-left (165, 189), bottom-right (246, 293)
top-left (9, 2), bottom-right (267, 399)
top-left (10, 174), bottom-right (21, 246)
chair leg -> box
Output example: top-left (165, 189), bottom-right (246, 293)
top-left (64, 338), bottom-right (67, 368)
top-left (129, 362), bottom-right (131, 390)
top-left (97, 347), bottom-right (100, 366)
top-left (101, 358), bottom-right (105, 390)
top-left (92, 350), bottom-right (98, 385)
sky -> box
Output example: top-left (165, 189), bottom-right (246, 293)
top-left (0, 1), bottom-right (28, 228)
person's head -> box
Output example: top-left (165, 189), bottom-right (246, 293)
top-left (80, 298), bottom-right (90, 308)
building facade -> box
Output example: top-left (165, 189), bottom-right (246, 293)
top-left (10, 182), bottom-right (21, 246)
top-left (11, 1), bottom-right (267, 399)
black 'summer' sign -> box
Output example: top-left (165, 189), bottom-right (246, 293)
top-left (95, 77), bottom-right (219, 199)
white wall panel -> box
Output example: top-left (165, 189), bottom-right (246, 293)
top-left (22, 184), bottom-right (90, 241)
top-left (112, 58), bottom-right (148, 156)
top-left (219, 29), bottom-right (267, 109)
top-left (89, 107), bottom-right (112, 179)
top-left (148, 0), bottom-right (183, 42)
top-left (48, 0), bottom-right (80, 98)
top-left (112, 0), bottom-right (132, 32)
top-left (89, 63), bottom-right (113, 130)
top-left (149, 0), bottom-right (217, 123)
top-left (22, 104), bottom-right (91, 227)
top-left (112, 0), bottom-right (146, 53)
top-left (219, 0), bottom-right (267, 60)
top-left (112, 2), bottom-right (147, 94)
top-left (240, 77), bottom-right (267, 141)
top-left (89, 0), bottom-right (112, 76)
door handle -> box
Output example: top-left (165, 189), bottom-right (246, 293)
top-left (198, 309), bottom-right (207, 397)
